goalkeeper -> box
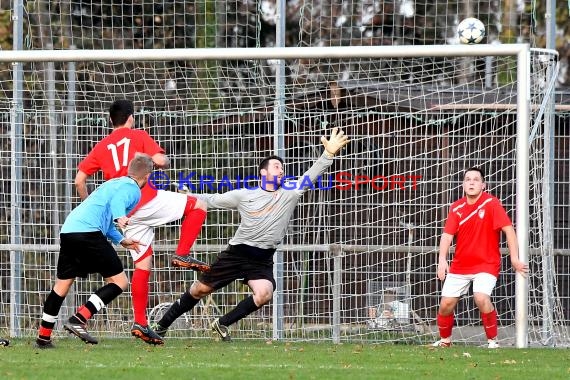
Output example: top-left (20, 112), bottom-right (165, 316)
top-left (152, 128), bottom-right (349, 341)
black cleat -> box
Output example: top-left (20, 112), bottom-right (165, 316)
top-left (131, 323), bottom-right (164, 345)
top-left (64, 318), bottom-right (98, 344)
top-left (150, 323), bottom-right (168, 338)
top-left (171, 255), bottom-right (211, 272)
top-left (35, 338), bottom-right (55, 349)
top-left (0, 337), bottom-right (10, 347)
top-left (211, 318), bottom-right (231, 342)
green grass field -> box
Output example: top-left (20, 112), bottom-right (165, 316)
top-left (1, 338), bottom-right (568, 379)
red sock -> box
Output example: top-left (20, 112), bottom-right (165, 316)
top-left (38, 326), bottom-right (53, 341)
top-left (132, 268), bottom-right (151, 326)
top-left (175, 197), bottom-right (206, 256)
top-left (76, 305), bottom-right (93, 322)
top-left (437, 313), bottom-right (454, 339)
top-left (481, 309), bottom-right (498, 339)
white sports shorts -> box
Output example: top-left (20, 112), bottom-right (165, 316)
top-left (441, 272), bottom-right (498, 298)
top-left (123, 190), bottom-right (189, 261)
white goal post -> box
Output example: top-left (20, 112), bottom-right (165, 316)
top-left (0, 44), bottom-right (563, 348)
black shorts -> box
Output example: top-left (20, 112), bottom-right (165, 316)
top-left (199, 244), bottom-right (276, 291)
top-left (57, 232), bottom-right (124, 279)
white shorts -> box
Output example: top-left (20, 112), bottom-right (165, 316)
top-left (123, 190), bottom-right (189, 261)
top-left (441, 273), bottom-right (497, 298)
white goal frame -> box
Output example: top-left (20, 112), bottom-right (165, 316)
top-left (0, 44), bottom-right (531, 347)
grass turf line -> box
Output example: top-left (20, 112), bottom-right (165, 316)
top-left (0, 338), bottom-right (568, 379)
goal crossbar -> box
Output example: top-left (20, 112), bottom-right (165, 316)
top-left (0, 44), bottom-right (530, 62)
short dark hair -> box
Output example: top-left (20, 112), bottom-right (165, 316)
top-left (109, 99), bottom-right (134, 127)
top-left (258, 155), bottom-right (284, 176)
top-left (464, 167), bottom-right (485, 182)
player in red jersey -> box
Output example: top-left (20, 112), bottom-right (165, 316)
top-left (75, 99), bottom-right (210, 345)
top-left (432, 167), bottom-right (528, 349)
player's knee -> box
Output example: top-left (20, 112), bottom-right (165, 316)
top-left (189, 281), bottom-right (211, 298)
top-left (253, 289), bottom-right (273, 305)
top-left (108, 273), bottom-right (129, 291)
top-left (473, 293), bottom-right (492, 309)
top-left (134, 255), bottom-right (152, 271)
top-left (439, 298), bottom-right (457, 314)
top-left (253, 295), bottom-right (272, 306)
top-left (117, 278), bottom-right (129, 291)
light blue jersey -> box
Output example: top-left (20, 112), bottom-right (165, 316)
top-left (61, 177), bottom-right (141, 245)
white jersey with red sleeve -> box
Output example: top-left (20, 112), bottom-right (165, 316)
top-left (78, 128), bottom-right (164, 209)
top-left (443, 192), bottom-right (512, 278)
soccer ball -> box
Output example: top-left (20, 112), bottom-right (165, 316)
top-left (457, 18), bottom-right (485, 44)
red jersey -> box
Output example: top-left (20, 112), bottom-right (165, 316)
top-left (443, 192), bottom-right (512, 277)
top-left (78, 128), bottom-right (164, 211)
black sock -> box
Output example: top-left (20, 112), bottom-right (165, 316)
top-left (95, 283), bottom-right (124, 304)
top-left (43, 289), bottom-right (66, 317)
top-left (158, 291), bottom-right (200, 328)
top-left (70, 283), bottom-right (124, 324)
top-left (219, 296), bottom-right (261, 327)
top-left (38, 290), bottom-right (66, 340)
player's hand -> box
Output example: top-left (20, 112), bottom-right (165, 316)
top-left (173, 182), bottom-right (190, 194)
top-left (321, 127), bottom-right (349, 156)
top-left (120, 238), bottom-right (143, 253)
top-left (436, 259), bottom-right (449, 281)
top-left (115, 216), bottom-right (130, 229)
top-left (511, 257), bottom-right (529, 278)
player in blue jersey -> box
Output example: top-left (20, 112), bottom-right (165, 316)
top-left (35, 153), bottom-right (154, 349)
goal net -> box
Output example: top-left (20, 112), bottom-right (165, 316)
top-left (0, 45), bottom-right (566, 347)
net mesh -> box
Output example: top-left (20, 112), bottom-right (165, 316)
top-left (1, 49), bottom-right (565, 346)
top-left (0, 1), bottom-right (568, 346)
